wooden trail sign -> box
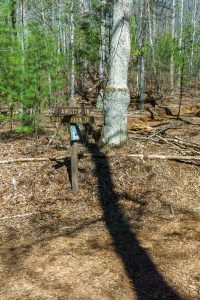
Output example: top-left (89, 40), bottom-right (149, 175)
top-left (54, 107), bottom-right (92, 116)
top-left (50, 115), bottom-right (94, 124)
top-left (50, 106), bottom-right (95, 195)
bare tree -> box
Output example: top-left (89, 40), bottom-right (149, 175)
top-left (137, 0), bottom-right (146, 109)
top-left (101, 0), bottom-right (132, 146)
top-left (96, 0), bottom-right (108, 109)
top-left (170, 0), bottom-right (176, 94)
top-left (69, 0), bottom-right (76, 106)
top-left (178, 0), bottom-right (184, 88)
top-left (189, 0), bottom-right (197, 95)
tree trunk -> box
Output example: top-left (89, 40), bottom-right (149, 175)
top-left (189, 0), bottom-right (197, 96)
top-left (139, 53), bottom-right (145, 109)
top-left (11, 0), bottom-right (17, 32)
top-left (96, 1), bottom-right (107, 110)
top-left (137, 0), bottom-right (146, 109)
top-left (178, 0), bottom-right (184, 88)
top-left (69, 0), bottom-right (76, 106)
top-left (18, 0), bottom-right (26, 118)
top-left (41, 0), bottom-right (53, 107)
top-left (147, 0), bottom-right (159, 94)
top-left (101, 0), bottom-right (132, 146)
top-left (170, 0), bottom-right (176, 94)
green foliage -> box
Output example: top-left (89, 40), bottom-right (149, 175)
top-left (1, 0), bottom-right (200, 136)
top-left (16, 125), bottom-right (35, 134)
top-left (0, 114), bottom-right (8, 123)
top-left (155, 33), bottom-right (180, 71)
top-left (76, 14), bottom-right (101, 67)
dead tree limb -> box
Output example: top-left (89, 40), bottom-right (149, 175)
top-left (0, 158), bottom-right (50, 164)
top-left (0, 212), bottom-right (39, 220)
top-left (0, 154), bottom-right (200, 165)
top-left (172, 136), bottom-right (200, 150)
top-left (127, 154), bottom-right (200, 161)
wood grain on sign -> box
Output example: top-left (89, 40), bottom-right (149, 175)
top-left (69, 115), bottom-right (94, 124)
top-left (50, 116), bottom-right (63, 123)
top-left (54, 107), bottom-right (92, 116)
top-left (50, 115), bottom-right (94, 124)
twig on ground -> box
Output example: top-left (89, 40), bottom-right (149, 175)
top-left (156, 135), bottom-right (181, 149)
top-left (47, 123), bottom-right (60, 148)
top-left (47, 123), bottom-right (68, 149)
top-left (151, 121), bottom-right (171, 127)
top-left (127, 154), bottom-right (200, 161)
top-left (0, 212), bottom-right (39, 221)
top-left (0, 157), bottom-right (50, 164)
top-left (173, 136), bottom-right (200, 150)
top-left (148, 126), bottom-right (174, 139)
top-left (177, 116), bottom-right (198, 125)
top-left (169, 204), bottom-right (175, 216)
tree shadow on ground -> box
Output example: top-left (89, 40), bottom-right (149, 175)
top-left (86, 142), bottom-right (181, 300)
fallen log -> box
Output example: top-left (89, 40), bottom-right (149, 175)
top-left (0, 154), bottom-right (200, 165)
top-left (127, 154), bottom-right (200, 161)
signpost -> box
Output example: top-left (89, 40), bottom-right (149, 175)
top-left (50, 106), bottom-right (94, 195)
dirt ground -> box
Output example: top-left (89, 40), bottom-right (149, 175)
top-left (0, 96), bottom-right (200, 300)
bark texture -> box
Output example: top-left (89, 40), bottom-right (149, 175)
top-left (96, 1), bottom-right (107, 110)
top-left (101, 0), bottom-right (132, 146)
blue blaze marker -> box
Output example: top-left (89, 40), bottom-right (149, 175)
top-left (69, 125), bottom-right (81, 142)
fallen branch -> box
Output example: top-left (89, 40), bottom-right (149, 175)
top-left (0, 157), bottom-right (50, 164)
top-left (0, 153), bottom-right (200, 165)
top-left (127, 154), bottom-right (200, 161)
top-left (151, 121), bottom-right (171, 127)
top-left (172, 136), bottom-right (200, 150)
top-left (0, 212), bottom-right (39, 220)
top-left (177, 116), bottom-right (199, 125)
top-left (148, 125), bottom-right (174, 139)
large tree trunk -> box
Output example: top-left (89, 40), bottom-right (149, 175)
top-left (69, 0), bottom-right (76, 106)
top-left (101, 0), bottom-right (132, 146)
top-left (137, 0), bottom-right (146, 109)
top-left (170, 0), bottom-right (176, 94)
top-left (96, 1), bottom-right (107, 110)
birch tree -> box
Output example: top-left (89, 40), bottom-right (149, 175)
top-left (170, 0), bottom-right (176, 94)
top-left (136, 0), bottom-right (146, 109)
top-left (96, 0), bottom-right (108, 109)
top-left (69, 0), bottom-right (76, 106)
top-left (178, 0), bottom-right (184, 88)
top-left (101, 0), bottom-right (132, 146)
top-left (189, 0), bottom-right (197, 95)
top-left (147, 0), bottom-right (160, 93)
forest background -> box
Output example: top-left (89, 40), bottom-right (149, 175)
top-left (0, 0), bottom-right (199, 134)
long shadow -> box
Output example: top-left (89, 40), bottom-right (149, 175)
top-left (86, 142), bottom-right (182, 300)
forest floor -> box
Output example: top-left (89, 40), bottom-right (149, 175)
top-left (0, 95), bottom-right (200, 300)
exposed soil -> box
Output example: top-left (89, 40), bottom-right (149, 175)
top-left (0, 96), bottom-right (199, 300)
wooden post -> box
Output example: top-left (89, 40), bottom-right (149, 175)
top-left (50, 105), bottom-right (94, 195)
top-left (71, 140), bottom-right (79, 195)
top-left (69, 124), bottom-right (81, 195)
